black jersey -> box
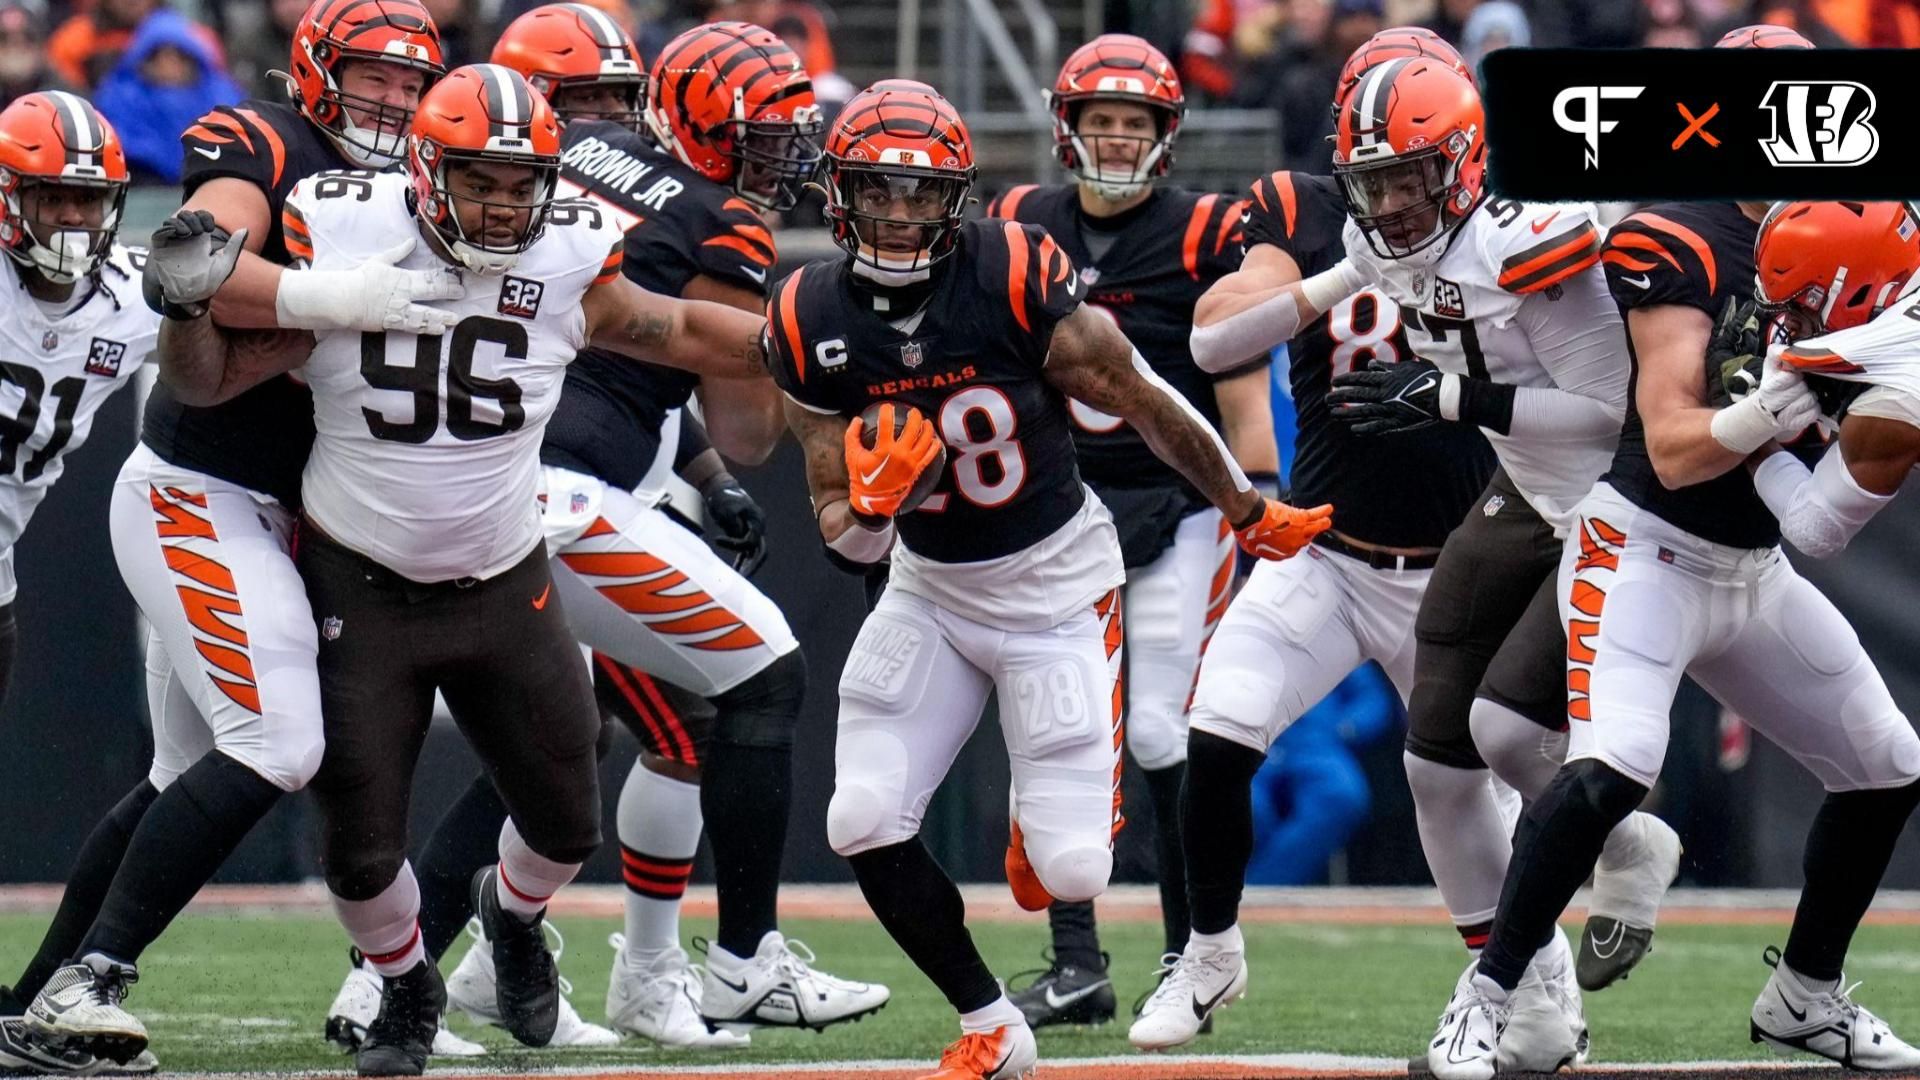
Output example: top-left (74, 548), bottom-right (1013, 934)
top-left (1598, 203), bottom-right (1783, 548)
top-left (767, 220), bottom-right (1087, 564)
top-left (140, 101), bottom-right (339, 507)
top-left (985, 183), bottom-right (1252, 507)
top-left (1242, 171), bottom-right (1495, 549)
top-left (540, 122), bottom-right (776, 489)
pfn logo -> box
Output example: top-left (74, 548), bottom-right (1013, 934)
top-left (1552, 86), bottom-right (1644, 170)
top-left (1759, 81), bottom-right (1878, 167)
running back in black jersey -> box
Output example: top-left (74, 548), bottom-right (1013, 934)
top-left (1597, 204), bottom-right (1786, 549)
top-left (767, 219), bottom-right (1088, 564)
top-left (1242, 170), bottom-right (1494, 549)
top-left (985, 184), bottom-right (1251, 507)
top-left (541, 121), bottom-right (778, 489)
top-left (139, 100), bottom-right (341, 507)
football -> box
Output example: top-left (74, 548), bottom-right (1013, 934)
top-left (859, 400), bottom-right (947, 515)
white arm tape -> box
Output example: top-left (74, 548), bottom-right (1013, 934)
top-left (1189, 260), bottom-right (1364, 374)
top-left (1753, 448), bottom-right (1892, 559)
top-left (826, 518), bottom-right (896, 564)
top-left (1130, 348), bottom-right (1250, 493)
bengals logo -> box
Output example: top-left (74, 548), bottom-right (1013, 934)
top-left (1758, 81), bottom-right (1879, 167)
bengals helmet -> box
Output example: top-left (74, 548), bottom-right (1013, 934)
top-left (1332, 27), bottom-right (1472, 118)
top-left (822, 80), bottom-right (975, 285)
top-left (1047, 34), bottom-right (1184, 200)
top-left (1715, 24), bottom-right (1814, 48)
top-left (408, 64), bottom-right (562, 275)
top-left (1754, 201), bottom-right (1920, 342)
top-left (491, 4), bottom-right (645, 133)
top-left (646, 21), bottom-right (822, 211)
top-left (288, 0), bottom-right (444, 168)
top-left (1333, 58), bottom-right (1485, 263)
top-left (0, 92), bottom-right (129, 284)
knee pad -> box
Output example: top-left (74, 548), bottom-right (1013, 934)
top-left (1030, 844), bottom-right (1112, 904)
top-left (1190, 666), bottom-right (1287, 754)
top-left (1469, 697), bottom-right (1568, 801)
top-left (827, 782), bottom-right (900, 857)
top-left (713, 648), bottom-right (806, 751)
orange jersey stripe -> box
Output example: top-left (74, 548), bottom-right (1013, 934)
top-left (1003, 220), bottom-right (1032, 332)
top-left (194, 637), bottom-right (258, 688)
top-left (594, 241), bottom-right (623, 286)
top-left (1214, 199), bottom-right (1247, 255)
top-left (151, 486), bottom-right (218, 540)
top-left (777, 267), bottom-right (807, 383)
top-left (1604, 231), bottom-right (1685, 276)
top-left (994, 184), bottom-right (1037, 219)
top-left (703, 233), bottom-right (773, 266)
top-left (649, 606), bottom-right (738, 636)
top-left (1272, 172), bottom-right (1299, 238)
top-left (162, 546), bottom-right (237, 594)
top-left (1625, 212), bottom-right (1717, 293)
top-left (1600, 249), bottom-right (1660, 273)
top-left (559, 551), bottom-right (670, 577)
top-left (1182, 193), bottom-right (1220, 280)
top-left (689, 625), bottom-right (767, 651)
top-left (597, 581), bottom-right (709, 615)
top-left (209, 676), bottom-right (263, 715)
top-left (176, 586), bottom-right (249, 648)
top-left (235, 109), bottom-right (285, 188)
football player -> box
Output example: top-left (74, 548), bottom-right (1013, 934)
top-left (1131, 28), bottom-right (1496, 1051)
top-left (0, 92), bottom-right (155, 1075)
top-left (144, 63), bottom-right (777, 1076)
top-left (982, 34), bottom-right (1273, 1028)
top-left (1426, 193), bottom-right (1920, 1078)
top-left (356, 12), bottom-right (886, 1050)
top-left (766, 79), bottom-right (1332, 1080)
top-left (5, 1), bottom-right (456, 1069)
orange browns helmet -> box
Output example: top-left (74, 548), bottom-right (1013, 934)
top-left (289, 0), bottom-right (444, 168)
top-left (821, 79), bottom-right (975, 285)
top-left (1715, 24), bottom-right (1815, 48)
top-left (1754, 201), bottom-right (1920, 343)
top-left (646, 21), bottom-right (823, 212)
top-left (491, 4), bottom-right (645, 133)
top-left (1047, 34), bottom-right (1184, 200)
top-left (0, 91), bottom-right (129, 284)
top-left (1333, 57), bottom-right (1485, 263)
top-left (408, 64), bottom-right (563, 276)
top-left (1332, 26), bottom-right (1471, 117)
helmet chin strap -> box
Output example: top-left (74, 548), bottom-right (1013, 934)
top-left (335, 112), bottom-right (409, 168)
top-left (850, 244), bottom-right (934, 287)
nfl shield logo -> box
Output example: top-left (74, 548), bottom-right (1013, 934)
top-left (1483, 494), bottom-right (1506, 517)
top-left (570, 492), bottom-right (589, 514)
top-left (41, 331), bottom-right (57, 351)
top-left (1411, 273), bottom-right (1428, 298)
top-left (322, 616), bottom-right (344, 640)
top-left (901, 341), bottom-right (924, 369)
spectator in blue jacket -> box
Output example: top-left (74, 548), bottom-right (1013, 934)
top-left (93, 9), bottom-right (241, 183)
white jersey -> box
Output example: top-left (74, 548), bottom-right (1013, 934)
top-left (292, 171), bottom-right (624, 583)
top-left (1785, 278), bottom-right (1920, 404)
top-left (0, 246), bottom-right (154, 554)
top-left (1347, 199), bottom-right (1629, 532)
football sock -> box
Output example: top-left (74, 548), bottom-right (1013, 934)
top-left (1478, 759), bottom-right (1646, 991)
top-left (702, 738), bottom-right (790, 958)
top-left (959, 994), bottom-right (1024, 1034)
top-left (1144, 761), bottom-right (1191, 957)
top-left (13, 779), bottom-right (158, 999)
top-left (416, 773), bottom-right (508, 961)
top-left (618, 761), bottom-right (702, 966)
top-left (1046, 901), bottom-right (1103, 973)
top-left (1183, 732), bottom-right (1266, 936)
top-left (333, 862), bottom-right (425, 978)
top-left (1404, 752), bottom-right (1512, 945)
top-left (1783, 778), bottom-right (1920, 982)
top-left (848, 838), bottom-right (1000, 1014)
top-left (496, 819), bottom-right (580, 919)
top-left (77, 752), bottom-right (281, 964)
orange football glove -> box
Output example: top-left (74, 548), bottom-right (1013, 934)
top-left (1235, 498), bottom-right (1333, 560)
top-left (844, 404), bottom-right (943, 519)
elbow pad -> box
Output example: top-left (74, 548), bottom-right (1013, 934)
top-left (1190, 261), bottom-right (1363, 374)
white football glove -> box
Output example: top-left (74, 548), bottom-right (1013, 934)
top-left (274, 235), bottom-right (466, 335)
top-left (1709, 346), bottom-right (1821, 454)
top-left (142, 210), bottom-right (247, 319)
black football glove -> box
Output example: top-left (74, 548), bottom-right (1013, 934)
top-left (142, 210), bottom-right (247, 321)
top-left (1327, 357), bottom-right (1447, 436)
top-left (1704, 294), bottom-right (1767, 407)
top-left (702, 475), bottom-right (768, 577)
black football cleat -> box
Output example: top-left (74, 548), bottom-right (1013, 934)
top-left (1007, 950), bottom-right (1116, 1029)
top-left (470, 866), bottom-right (559, 1047)
top-left (355, 960), bottom-right (444, 1077)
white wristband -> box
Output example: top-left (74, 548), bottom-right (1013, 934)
top-left (826, 518), bottom-right (895, 564)
top-left (1708, 395), bottom-right (1779, 455)
top-left (273, 269), bottom-right (348, 331)
top-left (1299, 258), bottom-right (1366, 315)
top-left (1437, 372), bottom-right (1464, 421)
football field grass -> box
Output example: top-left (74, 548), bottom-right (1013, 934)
top-left (6, 897), bottom-right (1920, 1075)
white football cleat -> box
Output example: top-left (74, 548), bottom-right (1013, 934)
top-left (324, 949), bottom-right (486, 1057)
top-left (1427, 962), bottom-right (1509, 1080)
top-left (697, 933), bottom-right (889, 1030)
top-left (447, 919), bottom-right (619, 1047)
top-left (1579, 812), bottom-right (1683, 991)
top-left (1501, 925), bottom-right (1588, 1072)
top-left (921, 1021), bottom-right (1037, 1080)
top-left (25, 956), bottom-right (146, 1064)
top-left (1751, 948), bottom-right (1920, 1070)
top-left (606, 933), bottom-right (749, 1049)
top-left (1127, 935), bottom-right (1248, 1052)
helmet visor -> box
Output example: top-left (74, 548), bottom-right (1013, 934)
top-left (733, 112), bottom-right (824, 211)
top-left (1337, 149), bottom-right (1453, 258)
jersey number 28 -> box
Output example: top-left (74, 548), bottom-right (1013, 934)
top-left (917, 386), bottom-right (1026, 513)
top-left (359, 317), bottom-right (526, 443)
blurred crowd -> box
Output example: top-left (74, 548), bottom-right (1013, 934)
top-left (0, 0), bottom-right (850, 181)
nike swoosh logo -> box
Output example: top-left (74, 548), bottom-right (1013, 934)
top-left (1043, 980), bottom-right (1110, 1010)
top-left (742, 265), bottom-right (768, 284)
top-left (1190, 979), bottom-right (1235, 1020)
top-left (860, 459), bottom-right (889, 486)
top-left (1241, 212), bottom-right (1252, 224)
top-left (1622, 274), bottom-right (1652, 289)
top-left (1531, 210), bottom-right (1560, 234)
top-left (1587, 921), bottom-right (1625, 959)
top-left (713, 974), bottom-right (749, 995)
top-left (193, 145), bottom-right (222, 160)
top-left (1779, 988), bottom-right (1808, 1023)
top-left (531, 583), bottom-right (551, 610)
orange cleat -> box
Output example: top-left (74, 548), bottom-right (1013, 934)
top-left (915, 1023), bottom-right (1038, 1080)
top-left (1004, 821), bottom-right (1055, 913)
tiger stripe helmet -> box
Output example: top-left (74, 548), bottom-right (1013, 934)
top-left (645, 21), bottom-right (822, 211)
top-left (1715, 24), bottom-right (1815, 48)
top-left (1333, 57), bottom-right (1485, 263)
top-left (1333, 27), bottom-right (1472, 118)
top-left (288, 0), bottom-right (444, 168)
top-left (408, 64), bottom-right (562, 275)
top-left (0, 91), bottom-right (128, 284)
top-left (1755, 201), bottom-right (1920, 342)
top-left (1048, 34), bottom-right (1184, 200)
top-left (822, 79), bottom-right (975, 285)
top-left (491, 4), bottom-right (645, 133)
